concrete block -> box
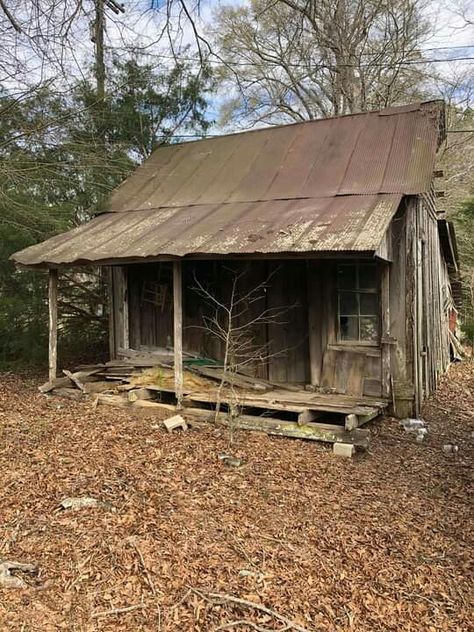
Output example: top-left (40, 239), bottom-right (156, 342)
top-left (333, 442), bottom-right (355, 458)
top-left (162, 414), bottom-right (188, 433)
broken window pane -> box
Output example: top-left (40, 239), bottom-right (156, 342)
top-left (360, 317), bottom-right (379, 341)
top-left (340, 316), bottom-right (358, 340)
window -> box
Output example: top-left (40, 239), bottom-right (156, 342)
top-left (337, 263), bottom-right (379, 343)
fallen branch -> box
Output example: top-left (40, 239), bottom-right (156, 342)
top-left (91, 603), bottom-right (145, 618)
top-left (216, 619), bottom-right (292, 631)
top-left (132, 541), bottom-right (157, 597)
top-left (186, 588), bottom-right (312, 632)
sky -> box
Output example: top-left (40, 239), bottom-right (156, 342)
top-left (2, 0), bottom-right (474, 132)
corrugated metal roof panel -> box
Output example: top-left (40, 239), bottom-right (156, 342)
top-left (11, 101), bottom-right (444, 267)
top-left (105, 101), bottom-right (443, 213)
top-left (12, 194), bottom-right (401, 267)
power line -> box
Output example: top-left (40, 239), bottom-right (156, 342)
top-left (129, 50), bottom-right (474, 69)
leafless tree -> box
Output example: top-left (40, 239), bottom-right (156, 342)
top-left (191, 266), bottom-right (295, 441)
top-left (210, 0), bottom-right (432, 126)
top-left (0, 1), bottom-right (209, 103)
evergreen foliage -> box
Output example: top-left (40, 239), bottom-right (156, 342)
top-left (0, 58), bottom-right (212, 365)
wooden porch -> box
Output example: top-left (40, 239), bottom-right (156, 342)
top-left (41, 345), bottom-right (389, 448)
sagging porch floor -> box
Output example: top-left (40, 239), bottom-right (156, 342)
top-left (40, 350), bottom-right (390, 447)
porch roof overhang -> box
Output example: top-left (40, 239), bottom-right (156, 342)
top-left (11, 193), bottom-right (402, 269)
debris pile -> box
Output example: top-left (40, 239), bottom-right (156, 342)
top-left (38, 347), bottom-right (384, 447)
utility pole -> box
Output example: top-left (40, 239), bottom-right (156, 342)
top-left (94, 0), bottom-right (105, 100)
top-left (91, 0), bottom-right (125, 99)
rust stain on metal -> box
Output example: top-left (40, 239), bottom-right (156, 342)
top-left (11, 101), bottom-right (444, 267)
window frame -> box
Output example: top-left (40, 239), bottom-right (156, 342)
top-left (336, 263), bottom-right (380, 346)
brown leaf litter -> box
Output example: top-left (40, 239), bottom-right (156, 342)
top-left (0, 362), bottom-right (472, 631)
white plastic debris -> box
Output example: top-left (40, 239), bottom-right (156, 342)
top-left (0, 560), bottom-right (38, 589)
top-left (59, 497), bottom-right (111, 511)
top-left (415, 428), bottom-right (428, 442)
top-left (400, 418), bottom-right (426, 432)
top-left (442, 444), bottom-right (459, 455)
top-left (218, 453), bottom-right (244, 468)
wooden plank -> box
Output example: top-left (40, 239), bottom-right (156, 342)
top-left (48, 269), bottom-right (58, 383)
top-left (106, 267), bottom-right (116, 360)
top-left (380, 264), bottom-right (392, 397)
top-left (183, 390), bottom-right (382, 417)
top-left (193, 366), bottom-right (269, 391)
top-left (173, 260), bottom-right (184, 407)
top-left (345, 353), bottom-right (365, 396)
top-left (182, 407), bottom-right (370, 447)
top-left (321, 348), bottom-right (337, 390)
top-left (93, 394), bottom-right (369, 446)
top-left (53, 387), bottom-right (83, 400)
top-left (39, 376), bottom-right (72, 393)
top-left (63, 369), bottom-right (85, 392)
top-left (363, 377), bottom-right (382, 397)
top-left (307, 261), bottom-right (323, 385)
top-left (297, 409), bottom-right (321, 425)
top-left (83, 381), bottom-right (117, 394)
top-left (121, 266), bottom-right (130, 349)
top-left (128, 388), bottom-right (154, 402)
top-left (326, 344), bottom-right (381, 357)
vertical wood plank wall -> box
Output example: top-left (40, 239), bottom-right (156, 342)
top-left (109, 203), bottom-right (453, 411)
top-left (391, 196), bottom-right (452, 416)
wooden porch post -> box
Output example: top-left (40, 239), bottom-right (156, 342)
top-left (121, 266), bottom-right (130, 350)
top-left (48, 268), bottom-right (58, 383)
top-left (381, 263), bottom-right (391, 399)
top-left (307, 261), bottom-right (322, 386)
top-left (173, 260), bottom-right (183, 407)
top-left (106, 267), bottom-right (116, 360)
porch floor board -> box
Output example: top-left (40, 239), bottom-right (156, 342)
top-left (183, 387), bottom-right (389, 418)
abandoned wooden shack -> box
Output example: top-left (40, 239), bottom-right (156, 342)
top-left (11, 100), bottom-right (460, 444)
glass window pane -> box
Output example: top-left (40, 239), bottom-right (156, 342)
top-left (337, 266), bottom-right (356, 289)
top-left (339, 291), bottom-right (358, 315)
top-left (360, 317), bottom-right (379, 341)
top-left (360, 293), bottom-right (378, 315)
top-left (358, 264), bottom-right (378, 290)
top-left (340, 316), bottom-right (358, 340)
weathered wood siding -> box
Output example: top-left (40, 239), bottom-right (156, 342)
top-left (110, 258), bottom-right (386, 393)
top-left (122, 260), bottom-right (310, 382)
top-left (390, 195), bottom-right (452, 416)
top-left (108, 201), bottom-right (453, 408)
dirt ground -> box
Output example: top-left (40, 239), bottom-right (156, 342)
top-left (0, 362), bottom-right (472, 632)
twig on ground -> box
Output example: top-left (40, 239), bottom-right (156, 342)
top-left (133, 541), bottom-right (158, 597)
top-left (185, 588), bottom-right (312, 632)
top-left (216, 620), bottom-right (292, 631)
top-left (91, 604), bottom-right (146, 618)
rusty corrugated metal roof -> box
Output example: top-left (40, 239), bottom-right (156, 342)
top-left (12, 195), bottom-right (401, 267)
top-left (11, 101), bottom-right (444, 267)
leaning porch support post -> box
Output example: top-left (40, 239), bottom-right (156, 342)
top-left (48, 268), bottom-right (58, 383)
top-left (173, 260), bottom-right (183, 408)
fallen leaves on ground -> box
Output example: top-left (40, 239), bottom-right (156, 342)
top-left (0, 362), bottom-right (472, 631)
